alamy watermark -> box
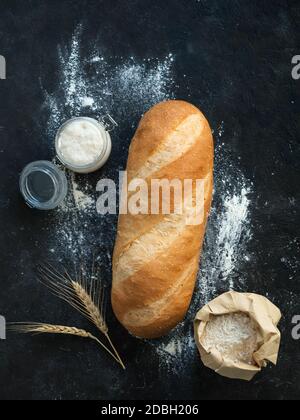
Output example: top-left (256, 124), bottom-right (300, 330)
top-left (292, 55), bottom-right (300, 80)
top-left (96, 172), bottom-right (205, 226)
top-left (292, 316), bottom-right (300, 340)
top-left (0, 316), bottom-right (6, 340)
top-left (0, 55), bottom-right (6, 79)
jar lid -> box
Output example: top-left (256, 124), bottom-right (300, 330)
top-left (20, 161), bottom-right (68, 210)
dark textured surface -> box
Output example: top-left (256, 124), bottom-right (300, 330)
top-left (0, 0), bottom-right (300, 400)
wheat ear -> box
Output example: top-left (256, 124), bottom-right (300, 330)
top-left (9, 323), bottom-right (121, 365)
top-left (37, 263), bottom-right (125, 370)
top-left (69, 280), bottom-right (125, 369)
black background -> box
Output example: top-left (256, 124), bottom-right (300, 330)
top-left (0, 0), bottom-right (300, 401)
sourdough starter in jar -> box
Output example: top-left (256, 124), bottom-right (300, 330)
top-left (55, 117), bottom-right (112, 173)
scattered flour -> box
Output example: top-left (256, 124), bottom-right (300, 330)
top-left (81, 97), bottom-right (95, 108)
top-left (216, 190), bottom-right (250, 288)
top-left (155, 328), bottom-right (196, 372)
top-left (71, 178), bottom-right (94, 211)
top-left (200, 185), bottom-right (251, 299)
top-left (44, 24), bottom-right (175, 138)
top-left (162, 338), bottom-right (183, 356)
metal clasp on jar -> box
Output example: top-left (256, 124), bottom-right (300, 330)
top-left (99, 114), bottom-right (118, 132)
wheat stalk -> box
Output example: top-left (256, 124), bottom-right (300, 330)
top-left (70, 280), bottom-right (108, 334)
top-left (37, 263), bottom-right (125, 370)
top-left (8, 323), bottom-right (122, 365)
top-left (69, 280), bottom-right (124, 369)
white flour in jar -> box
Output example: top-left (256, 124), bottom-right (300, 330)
top-left (57, 119), bottom-right (105, 166)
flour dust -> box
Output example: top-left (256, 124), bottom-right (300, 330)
top-left (44, 25), bottom-right (175, 139)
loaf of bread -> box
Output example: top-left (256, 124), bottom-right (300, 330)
top-left (112, 100), bottom-right (214, 339)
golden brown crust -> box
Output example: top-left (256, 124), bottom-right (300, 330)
top-left (112, 100), bottom-right (214, 339)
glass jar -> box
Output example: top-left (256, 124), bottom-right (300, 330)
top-left (55, 116), bottom-right (114, 174)
top-left (19, 161), bottom-right (68, 210)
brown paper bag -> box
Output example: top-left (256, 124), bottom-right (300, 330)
top-left (194, 291), bottom-right (282, 381)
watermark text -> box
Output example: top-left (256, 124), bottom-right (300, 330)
top-left (0, 316), bottom-right (6, 340)
top-left (292, 315), bottom-right (300, 340)
top-left (96, 171), bottom-right (205, 226)
top-left (292, 55), bottom-right (300, 80)
top-left (0, 55), bottom-right (6, 80)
